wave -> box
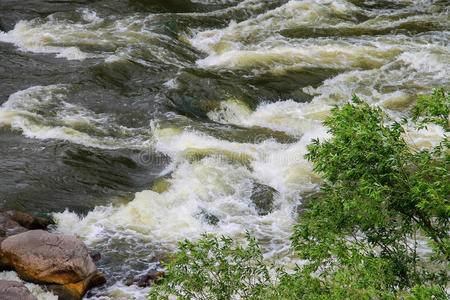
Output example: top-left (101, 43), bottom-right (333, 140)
top-left (0, 85), bottom-right (152, 149)
top-left (0, 9), bottom-right (196, 66)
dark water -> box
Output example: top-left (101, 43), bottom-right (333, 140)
top-left (0, 0), bottom-right (448, 298)
top-left (0, 0), bottom-right (311, 213)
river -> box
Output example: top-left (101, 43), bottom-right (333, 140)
top-left (0, 0), bottom-right (448, 298)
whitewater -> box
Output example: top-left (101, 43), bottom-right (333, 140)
top-left (0, 0), bottom-right (448, 298)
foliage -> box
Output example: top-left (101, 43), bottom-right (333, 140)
top-left (297, 92), bottom-right (448, 284)
top-left (280, 89), bottom-right (448, 299)
top-left (148, 233), bottom-right (278, 300)
top-left (412, 88), bottom-right (449, 131)
top-left (148, 90), bottom-right (449, 299)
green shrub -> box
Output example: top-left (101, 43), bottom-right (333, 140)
top-left (148, 233), bottom-right (278, 300)
top-left (412, 88), bottom-right (449, 131)
top-left (296, 92), bottom-right (448, 287)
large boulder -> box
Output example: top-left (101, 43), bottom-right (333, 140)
top-left (0, 230), bottom-right (105, 300)
top-left (0, 280), bottom-right (37, 300)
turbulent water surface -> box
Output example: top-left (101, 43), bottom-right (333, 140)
top-left (0, 0), bottom-right (448, 298)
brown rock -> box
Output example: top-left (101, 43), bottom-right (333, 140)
top-left (5, 210), bottom-right (54, 230)
top-left (86, 272), bottom-right (106, 289)
top-left (0, 212), bottom-right (28, 237)
top-left (136, 271), bottom-right (166, 287)
top-left (47, 273), bottom-right (105, 300)
top-left (89, 251), bottom-right (101, 262)
top-left (125, 270), bottom-right (166, 288)
top-left (0, 210), bottom-right (54, 238)
top-left (0, 230), bottom-right (105, 299)
top-left (124, 278), bottom-right (134, 286)
top-left (0, 280), bottom-right (37, 300)
top-left (46, 282), bottom-right (84, 300)
top-left (0, 230), bottom-right (96, 284)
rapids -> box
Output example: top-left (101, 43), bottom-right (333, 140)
top-left (0, 0), bottom-right (448, 298)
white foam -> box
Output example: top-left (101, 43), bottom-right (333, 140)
top-left (54, 108), bottom-right (330, 258)
top-left (189, 0), bottom-right (449, 86)
top-left (208, 98), bottom-right (330, 135)
top-left (191, 0), bottom-right (361, 54)
top-left (86, 281), bottom-right (151, 300)
top-left (195, 42), bottom-right (390, 72)
top-left (80, 8), bottom-right (104, 24)
top-left (0, 10), bottom-right (187, 65)
top-left (0, 20), bottom-right (92, 60)
top-left (0, 85), bottom-right (153, 149)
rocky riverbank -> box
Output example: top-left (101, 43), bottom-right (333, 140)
top-left (0, 210), bottom-right (105, 299)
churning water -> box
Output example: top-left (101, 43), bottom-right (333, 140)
top-left (0, 0), bottom-right (448, 298)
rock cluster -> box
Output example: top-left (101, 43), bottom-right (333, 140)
top-left (0, 210), bottom-right (105, 300)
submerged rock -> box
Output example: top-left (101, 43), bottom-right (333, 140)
top-left (152, 172), bottom-right (173, 194)
top-left (183, 147), bottom-right (253, 165)
top-left (136, 271), bottom-right (166, 287)
top-left (197, 208), bottom-right (220, 225)
top-left (250, 183), bottom-right (278, 216)
top-left (152, 178), bottom-right (172, 193)
top-left (0, 280), bottom-right (37, 300)
top-left (125, 271), bottom-right (166, 288)
top-left (0, 230), bottom-right (105, 300)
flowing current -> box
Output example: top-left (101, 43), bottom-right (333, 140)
top-left (0, 0), bottom-right (448, 298)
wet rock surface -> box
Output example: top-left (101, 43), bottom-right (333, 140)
top-left (0, 280), bottom-right (37, 300)
top-left (0, 229), bottom-right (105, 300)
top-left (198, 208), bottom-right (220, 225)
top-left (4, 210), bottom-right (54, 230)
top-left (250, 183), bottom-right (278, 216)
top-left (0, 210), bottom-right (54, 237)
top-left (89, 251), bottom-right (102, 262)
top-left (125, 270), bottom-right (166, 288)
top-left (0, 212), bottom-right (27, 237)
